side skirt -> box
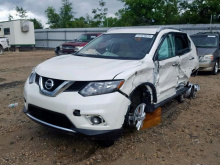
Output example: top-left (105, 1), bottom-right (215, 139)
top-left (146, 86), bottom-right (190, 113)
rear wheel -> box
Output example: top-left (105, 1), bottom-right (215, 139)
top-left (0, 46), bottom-right (3, 55)
top-left (212, 61), bottom-right (219, 75)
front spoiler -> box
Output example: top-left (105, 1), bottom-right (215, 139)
top-left (23, 107), bottom-right (122, 140)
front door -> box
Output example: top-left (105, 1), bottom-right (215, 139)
top-left (155, 34), bottom-right (180, 102)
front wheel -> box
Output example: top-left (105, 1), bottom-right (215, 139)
top-left (212, 61), bottom-right (219, 75)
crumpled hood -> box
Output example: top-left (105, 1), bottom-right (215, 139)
top-left (35, 55), bottom-right (142, 81)
top-left (197, 47), bottom-right (217, 57)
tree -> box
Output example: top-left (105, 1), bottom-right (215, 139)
top-left (14, 6), bottom-right (44, 28)
top-left (59, 0), bottom-right (75, 27)
top-left (8, 13), bottom-right (13, 21)
top-left (45, 0), bottom-right (75, 28)
top-left (45, 7), bottom-right (61, 28)
top-left (29, 18), bottom-right (43, 29)
top-left (15, 6), bottom-right (28, 19)
top-left (91, 0), bottom-right (108, 26)
top-left (103, 17), bottom-right (118, 27)
top-left (117, 0), bottom-right (181, 25)
top-left (71, 17), bottom-right (89, 27)
top-left (159, 0), bottom-right (180, 24)
top-left (180, 0), bottom-right (220, 24)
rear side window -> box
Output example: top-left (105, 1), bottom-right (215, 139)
top-left (174, 34), bottom-right (190, 55)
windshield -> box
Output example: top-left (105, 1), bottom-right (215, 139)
top-left (76, 34), bottom-right (98, 42)
top-left (76, 33), bottom-right (155, 60)
top-left (191, 35), bottom-right (218, 47)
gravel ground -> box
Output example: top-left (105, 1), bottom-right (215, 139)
top-left (0, 50), bottom-right (219, 165)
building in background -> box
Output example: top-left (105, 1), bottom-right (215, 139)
top-left (0, 20), bottom-right (35, 50)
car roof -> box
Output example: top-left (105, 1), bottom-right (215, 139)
top-left (107, 28), bottom-right (158, 34)
top-left (107, 27), bottom-right (181, 34)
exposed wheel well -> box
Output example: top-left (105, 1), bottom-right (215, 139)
top-left (123, 85), bottom-right (152, 127)
top-left (129, 85), bottom-right (151, 112)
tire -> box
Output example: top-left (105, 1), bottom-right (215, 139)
top-left (0, 46), bottom-right (3, 55)
top-left (212, 61), bottom-right (219, 75)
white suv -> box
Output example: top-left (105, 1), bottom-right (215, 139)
top-left (23, 27), bottom-right (199, 143)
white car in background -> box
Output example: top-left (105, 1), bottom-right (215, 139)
top-left (23, 27), bottom-right (199, 145)
top-left (0, 37), bottom-right (10, 54)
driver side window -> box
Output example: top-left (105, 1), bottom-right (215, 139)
top-left (157, 34), bottom-right (174, 60)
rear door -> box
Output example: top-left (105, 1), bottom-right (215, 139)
top-left (154, 34), bottom-right (180, 102)
top-left (174, 33), bottom-right (195, 86)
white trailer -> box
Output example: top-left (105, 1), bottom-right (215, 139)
top-left (0, 20), bottom-right (35, 48)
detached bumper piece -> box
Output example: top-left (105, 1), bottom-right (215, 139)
top-left (23, 105), bottom-right (121, 140)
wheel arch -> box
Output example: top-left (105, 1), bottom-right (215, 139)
top-left (129, 82), bottom-right (157, 103)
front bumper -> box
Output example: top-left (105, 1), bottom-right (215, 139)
top-left (55, 47), bottom-right (75, 56)
top-left (23, 80), bottom-right (130, 139)
top-left (23, 106), bottom-right (122, 140)
top-left (198, 61), bottom-right (215, 71)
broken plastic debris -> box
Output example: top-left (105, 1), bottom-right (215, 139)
top-left (8, 103), bottom-right (18, 108)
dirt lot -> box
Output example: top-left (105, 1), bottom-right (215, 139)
top-left (0, 50), bottom-right (219, 165)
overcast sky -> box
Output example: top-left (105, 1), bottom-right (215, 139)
top-left (0, 0), bottom-right (125, 28)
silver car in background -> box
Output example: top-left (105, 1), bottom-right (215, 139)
top-left (191, 32), bottom-right (220, 75)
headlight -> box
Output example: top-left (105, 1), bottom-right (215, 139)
top-left (201, 54), bottom-right (213, 61)
top-left (60, 45), bottom-right (63, 50)
top-left (79, 80), bottom-right (124, 96)
top-left (29, 69), bottom-right (36, 84)
top-left (75, 46), bottom-right (84, 51)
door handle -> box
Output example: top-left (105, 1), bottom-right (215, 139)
top-left (172, 63), bottom-right (178, 67)
top-left (189, 57), bottom-right (195, 60)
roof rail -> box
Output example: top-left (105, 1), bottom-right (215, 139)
top-left (156, 27), bottom-right (181, 32)
top-left (107, 26), bottom-right (157, 32)
top-left (107, 26), bottom-right (181, 33)
top-left (107, 27), bottom-right (125, 32)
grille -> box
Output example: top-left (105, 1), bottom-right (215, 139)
top-left (35, 74), bottom-right (89, 92)
top-left (42, 76), bottom-right (64, 92)
top-left (28, 104), bottom-right (74, 129)
top-left (62, 45), bottom-right (75, 50)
